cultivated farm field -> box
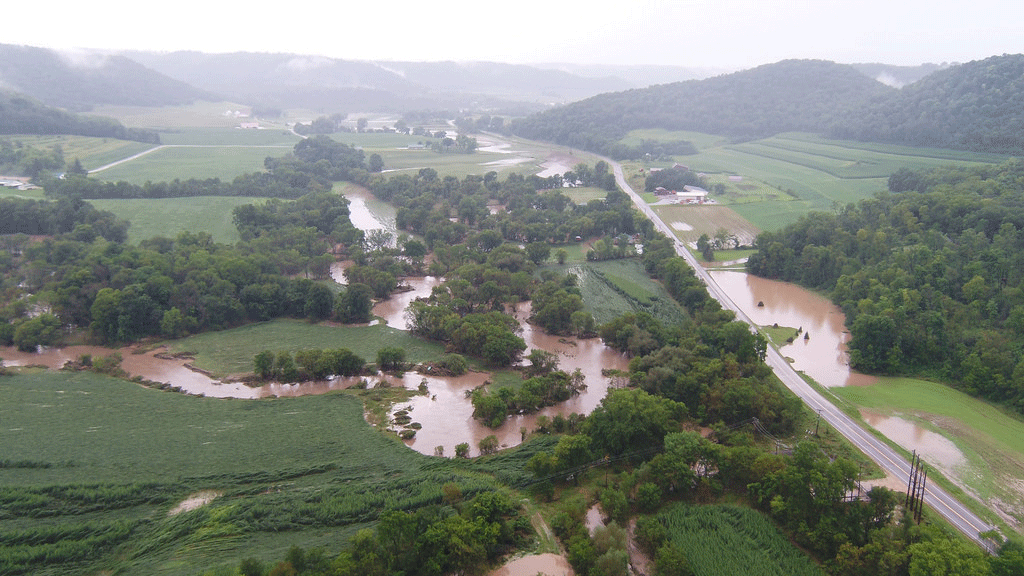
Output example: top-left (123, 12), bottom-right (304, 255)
top-left (625, 131), bottom-right (1009, 232)
top-left (657, 503), bottom-right (825, 576)
top-left (0, 370), bottom-right (522, 576)
top-left (652, 204), bottom-right (762, 247)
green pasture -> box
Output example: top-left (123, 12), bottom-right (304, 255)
top-left (158, 127), bottom-right (302, 146)
top-left (729, 134), bottom-right (1002, 179)
top-left (0, 187), bottom-right (44, 200)
top-left (168, 319), bottom-right (447, 376)
top-left (90, 196), bottom-right (259, 244)
top-left (833, 377), bottom-right (1024, 511)
top-left (785, 133), bottom-right (1010, 164)
top-left (2, 134), bottom-right (155, 171)
top-left (760, 324), bottom-right (801, 348)
top-left (93, 145), bottom-right (285, 184)
top-left (621, 128), bottom-right (728, 151)
top-left (371, 148), bottom-right (539, 179)
top-left (0, 369), bottom-right (514, 575)
top-left (703, 248), bottom-right (757, 265)
top-left (562, 187), bottom-right (607, 204)
top-left (657, 503), bottom-right (824, 576)
top-left (329, 132), bottom-right (428, 149)
top-left (92, 101), bottom-right (265, 129)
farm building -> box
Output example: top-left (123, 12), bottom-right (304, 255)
top-left (676, 185), bottom-right (709, 203)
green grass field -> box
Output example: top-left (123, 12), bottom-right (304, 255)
top-left (167, 319), bottom-right (447, 376)
top-left (657, 503), bottom-right (824, 576)
top-left (90, 196), bottom-right (261, 244)
top-left (562, 187), bottom-right (607, 204)
top-left (158, 127), bottom-right (302, 146)
top-left (93, 146), bottom-right (286, 184)
top-left (92, 101), bottom-right (266, 129)
top-left (832, 377), bottom-right (1024, 514)
top-left (620, 128), bottom-right (728, 152)
top-left (0, 369), bottom-right (515, 575)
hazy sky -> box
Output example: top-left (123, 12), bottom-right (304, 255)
top-left (6, 0), bottom-right (1022, 69)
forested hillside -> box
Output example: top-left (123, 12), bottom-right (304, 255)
top-left (511, 60), bottom-right (894, 157)
top-left (0, 91), bottom-right (160, 143)
top-left (746, 159), bottom-right (1024, 412)
top-left (512, 55), bottom-right (1024, 156)
top-left (0, 43), bottom-right (213, 111)
top-left (830, 54), bottom-right (1024, 154)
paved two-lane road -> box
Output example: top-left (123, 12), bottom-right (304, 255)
top-left (607, 160), bottom-right (998, 550)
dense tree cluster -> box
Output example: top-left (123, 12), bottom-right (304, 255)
top-left (471, 350), bottom-right (587, 427)
top-left (0, 192), bottom-right (369, 348)
top-left (0, 138), bottom-right (66, 178)
top-left (0, 196), bottom-right (128, 242)
top-left (293, 114), bottom-right (348, 135)
top-left (644, 165), bottom-right (705, 192)
top-left (747, 159), bottom-right (1024, 411)
top-left (209, 490), bottom-right (531, 576)
top-left (253, 348), bottom-right (365, 382)
top-left (371, 164), bottom-right (649, 250)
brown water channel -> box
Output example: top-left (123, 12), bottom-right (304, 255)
top-left (709, 270), bottom-right (876, 388)
top-left (343, 186), bottom-right (397, 240)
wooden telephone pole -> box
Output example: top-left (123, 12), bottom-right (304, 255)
top-left (905, 451), bottom-right (928, 523)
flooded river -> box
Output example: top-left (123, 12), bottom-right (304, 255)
top-left (380, 288), bottom-right (628, 457)
top-left (343, 186), bottom-right (397, 241)
top-left (710, 270), bottom-right (876, 388)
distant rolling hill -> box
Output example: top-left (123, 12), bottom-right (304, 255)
top-left (122, 51), bottom-right (638, 113)
top-left (511, 59), bottom-right (895, 156)
top-left (0, 44), bottom-right (215, 112)
top-left (512, 55), bottom-right (1024, 156)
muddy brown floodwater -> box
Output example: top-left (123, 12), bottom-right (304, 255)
top-left (709, 270), bottom-right (877, 388)
top-left (390, 291), bottom-right (629, 458)
top-left (489, 553), bottom-right (574, 576)
top-left (342, 186), bottom-right (397, 240)
top-left (860, 409), bottom-right (969, 489)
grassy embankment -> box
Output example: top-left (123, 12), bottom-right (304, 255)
top-left (832, 377), bottom-right (1024, 526)
top-left (0, 369), bottom-right (547, 576)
